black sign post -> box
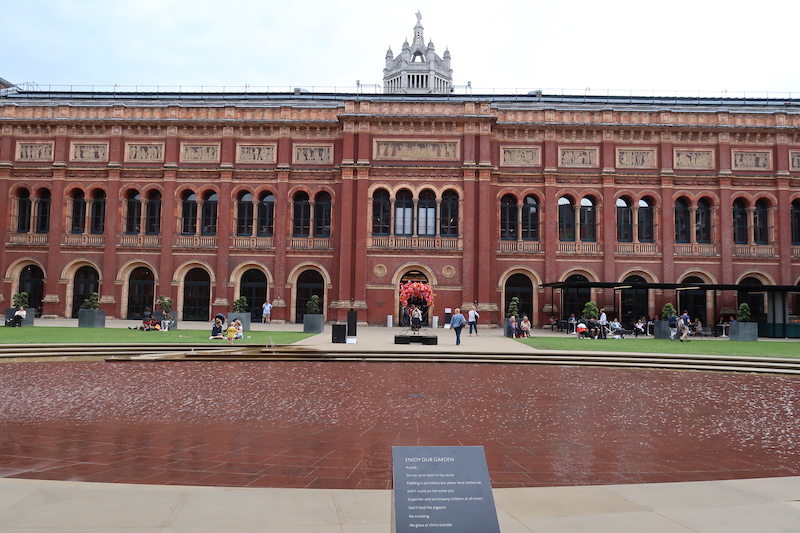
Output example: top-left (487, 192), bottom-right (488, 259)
top-left (392, 446), bottom-right (500, 533)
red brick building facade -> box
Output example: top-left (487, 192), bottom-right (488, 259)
top-left (2, 88), bottom-right (800, 332)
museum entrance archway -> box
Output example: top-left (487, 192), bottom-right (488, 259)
top-left (71, 266), bottom-right (99, 318)
top-left (621, 275), bottom-right (649, 327)
top-left (739, 277), bottom-right (766, 324)
top-left (679, 275), bottom-right (708, 326)
top-left (296, 270), bottom-right (324, 323)
top-left (504, 273), bottom-right (533, 321)
top-left (19, 264), bottom-right (44, 316)
top-left (561, 274), bottom-right (590, 320)
top-left (399, 270), bottom-right (430, 327)
top-left (241, 269), bottom-right (267, 321)
top-left (128, 267), bottom-right (155, 319)
top-left (183, 268), bottom-right (210, 321)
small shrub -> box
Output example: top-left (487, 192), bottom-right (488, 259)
top-left (738, 302), bottom-right (752, 322)
top-left (12, 292), bottom-right (29, 308)
top-left (506, 296), bottom-right (520, 318)
top-left (157, 295), bottom-right (173, 313)
top-left (306, 295), bottom-right (322, 315)
top-left (233, 296), bottom-right (248, 313)
top-left (81, 292), bottom-right (100, 310)
top-left (582, 301), bottom-right (599, 320)
top-left (661, 302), bottom-right (676, 320)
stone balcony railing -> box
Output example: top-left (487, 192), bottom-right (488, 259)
top-left (369, 236), bottom-right (460, 250)
top-left (498, 240), bottom-right (542, 253)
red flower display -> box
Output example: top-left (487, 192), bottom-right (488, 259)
top-left (399, 281), bottom-right (435, 306)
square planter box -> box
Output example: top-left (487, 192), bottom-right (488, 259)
top-left (78, 309), bottom-right (106, 328)
top-left (303, 314), bottom-right (324, 333)
top-left (729, 322), bottom-right (758, 341)
top-left (228, 312), bottom-right (251, 331)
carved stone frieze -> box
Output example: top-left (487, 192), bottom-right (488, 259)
top-left (616, 148), bottom-right (656, 169)
top-left (16, 141), bottom-right (54, 161)
top-left (293, 144), bottom-right (333, 164)
top-left (790, 151), bottom-right (800, 171)
top-left (69, 142), bottom-right (109, 162)
top-left (373, 139), bottom-right (460, 161)
top-left (500, 146), bottom-right (541, 166)
top-left (732, 150), bottom-right (772, 170)
top-left (125, 142), bottom-right (165, 162)
top-left (674, 149), bottom-right (714, 169)
top-left (559, 147), bottom-right (598, 167)
top-left (236, 143), bottom-right (276, 164)
top-left (180, 143), bottom-right (220, 163)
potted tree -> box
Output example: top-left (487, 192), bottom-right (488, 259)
top-left (729, 302), bottom-right (758, 341)
top-left (78, 292), bottom-right (106, 328)
top-left (6, 292), bottom-right (35, 327)
top-left (654, 302), bottom-right (676, 339)
top-left (303, 294), bottom-right (324, 333)
top-left (157, 295), bottom-right (177, 331)
top-left (229, 295), bottom-right (251, 332)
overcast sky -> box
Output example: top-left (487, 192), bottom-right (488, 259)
top-left (3, 0), bottom-right (797, 97)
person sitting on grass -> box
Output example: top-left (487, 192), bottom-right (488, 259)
top-left (209, 317), bottom-right (224, 339)
top-left (576, 321), bottom-right (592, 339)
top-left (233, 319), bottom-right (244, 340)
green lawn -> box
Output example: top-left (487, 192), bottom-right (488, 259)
top-left (0, 327), bottom-right (313, 346)
top-left (517, 336), bottom-right (800, 359)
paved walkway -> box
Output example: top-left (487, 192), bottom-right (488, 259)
top-left (2, 320), bottom-right (799, 532)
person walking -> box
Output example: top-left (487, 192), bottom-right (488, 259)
top-left (467, 306), bottom-right (480, 336)
top-left (667, 310), bottom-right (678, 340)
top-left (679, 310), bottom-right (691, 342)
top-left (450, 307), bottom-right (467, 345)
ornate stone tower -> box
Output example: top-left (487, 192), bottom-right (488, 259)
top-left (383, 12), bottom-right (452, 94)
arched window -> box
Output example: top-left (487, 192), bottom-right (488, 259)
top-left (71, 189), bottom-right (86, 234)
top-left (314, 191), bottom-right (332, 237)
top-left (372, 189), bottom-right (391, 236)
top-left (237, 192), bottom-right (254, 236)
top-left (181, 191), bottom-right (198, 234)
top-left (35, 189), bottom-right (51, 234)
top-left (395, 189), bottom-right (413, 236)
top-left (792, 199), bottom-right (800, 245)
top-left (733, 198), bottom-right (748, 244)
top-left (638, 197), bottom-right (654, 243)
top-left (292, 191), bottom-right (310, 237)
top-left (754, 199), bottom-right (768, 244)
top-left (579, 197), bottom-right (596, 242)
top-left (145, 190), bottom-right (161, 235)
top-left (558, 196), bottom-right (575, 241)
top-left (521, 195), bottom-right (539, 241)
top-left (675, 198), bottom-right (690, 243)
top-left (201, 192), bottom-right (218, 235)
top-left (90, 190), bottom-right (106, 234)
top-left (696, 198), bottom-right (711, 244)
top-left (440, 190), bottom-right (459, 237)
top-left (500, 194), bottom-right (517, 241)
top-left (616, 197), bottom-right (632, 242)
top-left (125, 190), bottom-right (141, 234)
top-left (417, 190), bottom-right (436, 237)
top-left (258, 192), bottom-right (275, 236)
top-left (16, 188), bottom-right (31, 233)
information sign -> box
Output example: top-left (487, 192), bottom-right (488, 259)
top-left (392, 446), bottom-right (500, 533)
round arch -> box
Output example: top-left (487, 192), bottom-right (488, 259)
top-left (5, 257), bottom-right (47, 296)
top-left (286, 262), bottom-right (332, 324)
top-left (117, 260), bottom-right (159, 320)
top-left (498, 267), bottom-right (541, 326)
